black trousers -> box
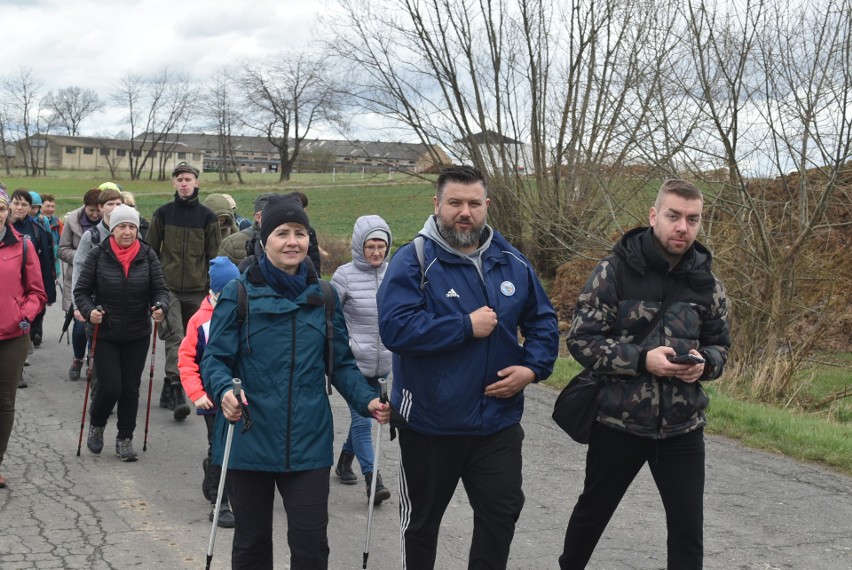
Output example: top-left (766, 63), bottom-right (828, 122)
top-left (226, 468), bottom-right (330, 570)
top-left (398, 424), bottom-right (525, 570)
top-left (89, 337), bottom-right (149, 440)
top-left (559, 424), bottom-right (705, 570)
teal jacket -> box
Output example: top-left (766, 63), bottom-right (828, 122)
top-left (201, 262), bottom-right (377, 472)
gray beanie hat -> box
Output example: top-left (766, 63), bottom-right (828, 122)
top-left (109, 204), bottom-right (140, 230)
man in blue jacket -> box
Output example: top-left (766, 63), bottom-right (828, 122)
top-left (377, 165), bottom-right (559, 569)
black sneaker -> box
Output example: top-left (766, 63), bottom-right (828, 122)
top-left (115, 438), bottom-right (138, 462)
top-left (32, 334), bottom-right (42, 347)
top-left (209, 502), bottom-right (235, 528)
top-left (87, 425), bottom-right (105, 454)
top-left (69, 358), bottom-right (84, 381)
top-left (170, 382), bottom-right (190, 421)
top-left (18, 374), bottom-right (28, 389)
top-left (366, 472), bottom-right (391, 505)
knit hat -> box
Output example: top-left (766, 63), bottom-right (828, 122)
top-left (253, 192), bottom-right (277, 214)
top-left (0, 186), bottom-right (8, 208)
top-left (364, 229), bottom-right (390, 244)
top-left (28, 191), bottom-right (42, 206)
top-left (209, 256), bottom-right (239, 293)
top-left (172, 162), bottom-right (200, 178)
top-left (260, 195), bottom-right (310, 245)
top-left (109, 204), bottom-right (140, 230)
top-left (99, 182), bottom-right (121, 192)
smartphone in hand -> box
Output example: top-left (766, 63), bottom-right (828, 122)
top-left (668, 353), bottom-right (705, 365)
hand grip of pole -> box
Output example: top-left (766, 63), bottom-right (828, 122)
top-left (378, 377), bottom-right (388, 404)
top-left (232, 378), bottom-right (242, 398)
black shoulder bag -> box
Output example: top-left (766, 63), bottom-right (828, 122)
top-left (552, 281), bottom-right (683, 443)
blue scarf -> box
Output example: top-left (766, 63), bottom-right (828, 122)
top-left (258, 255), bottom-right (308, 300)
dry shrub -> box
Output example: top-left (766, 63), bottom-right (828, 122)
top-left (320, 236), bottom-right (351, 276)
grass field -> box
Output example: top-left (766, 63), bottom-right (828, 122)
top-left (8, 170), bottom-right (851, 476)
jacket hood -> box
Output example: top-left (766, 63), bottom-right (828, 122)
top-left (352, 215), bottom-right (393, 270)
top-left (419, 215), bottom-right (493, 259)
top-left (204, 194), bottom-right (235, 220)
top-left (614, 227), bottom-right (716, 289)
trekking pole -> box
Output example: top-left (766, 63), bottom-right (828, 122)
top-left (206, 378), bottom-right (242, 570)
top-left (143, 302), bottom-right (163, 452)
top-left (76, 306), bottom-right (103, 457)
top-left (363, 377), bottom-right (388, 569)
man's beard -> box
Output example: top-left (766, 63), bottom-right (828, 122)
top-left (438, 217), bottom-right (486, 250)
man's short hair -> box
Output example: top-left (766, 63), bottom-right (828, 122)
top-left (172, 162), bottom-right (200, 178)
top-left (83, 189), bottom-right (101, 207)
top-left (436, 165), bottom-right (487, 202)
top-left (41, 193), bottom-right (55, 203)
top-left (11, 189), bottom-right (32, 205)
top-left (655, 179), bottom-right (703, 209)
top-left (98, 188), bottom-right (122, 206)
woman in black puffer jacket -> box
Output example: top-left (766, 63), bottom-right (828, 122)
top-left (74, 205), bottom-right (169, 462)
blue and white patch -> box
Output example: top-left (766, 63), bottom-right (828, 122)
top-left (500, 281), bottom-right (516, 297)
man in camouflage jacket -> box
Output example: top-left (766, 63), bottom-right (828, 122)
top-left (559, 179), bottom-right (730, 570)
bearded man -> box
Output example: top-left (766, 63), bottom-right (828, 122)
top-left (377, 165), bottom-right (560, 569)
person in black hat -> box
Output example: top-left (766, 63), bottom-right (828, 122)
top-left (146, 162), bottom-right (221, 422)
top-left (202, 195), bottom-right (390, 569)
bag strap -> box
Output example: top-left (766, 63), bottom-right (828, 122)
top-left (634, 280), bottom-right (684, 345)
top-left (413, 235), bottom-right (427, 290)
top-left (21, 234), bottom-right (29, 285)
top-left (318, 279), bottom-right (335, 395)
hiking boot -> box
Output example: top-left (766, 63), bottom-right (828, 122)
top-left (32, 333), bottom-right (42, 347)
top-left (334, 450), bottom-right (357, 485)
top-left (209, 501), bottom-right (235, 528)
top-left (170, 381), bottom-right (190, 421)
top-left (69, 358), bottom-right (84, 381)
top-left (202, 457), bottom-right (213, 501)
top-left (115, 438), bottom-right (138, 462)
top-left (18, 374), bottom-right (27, 389)
top-left (87, 425), bottom-right (105, 454)
top-left (365, 472), bottom-right (391, 505)
top-left (159, 379), bottom-right (172, 409)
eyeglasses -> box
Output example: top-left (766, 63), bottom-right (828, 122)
top-left (365, 245), bottom-right (387, 254)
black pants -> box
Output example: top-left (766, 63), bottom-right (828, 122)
top-left (398, 424), bottom-right (525, 570)
top-left (89, 337), bottom-right (149, 440)
top-left (559, 425), bottom-right (705, 570)
top-left (226, 468), bottom-right (330, 570)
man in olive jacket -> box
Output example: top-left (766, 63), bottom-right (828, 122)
top-left (146, 162), bottom-right (221, 420)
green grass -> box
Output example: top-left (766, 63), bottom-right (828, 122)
top-left (2, 169), bottom-right (436, 243)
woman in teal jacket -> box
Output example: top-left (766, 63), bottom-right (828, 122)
top-left (201, 195), bottom-right (389, 570)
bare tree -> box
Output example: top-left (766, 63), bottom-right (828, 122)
top-left (240, 53), bottom-right (339, 182)
top-left (0, 104), bottom-right (12, 175)
top-left (1, 67), bottom-right (51, 176)
top-left (203, 66), bottom-right (244, 184)
top-left (113, 69), bottom-right (197, 181)
top-left (675, 0), bottom-right (852, 401)
top-left (325, 0), bottom-right (686, 273)
top-left (43, 86), bottom-right (104, 136)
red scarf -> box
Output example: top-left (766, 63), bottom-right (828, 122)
top-left (110, 236), bottom-right (140, 277)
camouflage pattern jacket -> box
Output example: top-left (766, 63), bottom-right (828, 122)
top-left (567, 227), bottom-right (730, 439)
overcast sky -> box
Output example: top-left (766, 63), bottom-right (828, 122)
top-left (1, 0), bottom-right (328, 136)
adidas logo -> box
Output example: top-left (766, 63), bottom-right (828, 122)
top-left (446, 289), bottom-right (460, 298)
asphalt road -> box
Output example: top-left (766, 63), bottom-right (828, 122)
top-left (1, 304), bottom-right (850, 569)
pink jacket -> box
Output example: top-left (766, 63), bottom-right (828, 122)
top-left (178, 295), bottom-right (215, 403)
top-left (1, 226), bottom-right (47, 341)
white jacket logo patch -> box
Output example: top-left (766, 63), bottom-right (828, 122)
top-left (445, 288), bottom-right (460, 298)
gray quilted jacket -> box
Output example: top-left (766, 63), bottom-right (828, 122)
top-left (330, 215), bottom-right (393, 378)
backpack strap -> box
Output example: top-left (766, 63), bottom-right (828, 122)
top-left (413, 235), bottom-right (427, 290)
top-left (21, 234), bottom-right (29, 286)
top-left (318, 279), bottom-right (335, 395)
top-left (235, 280), bottom-right (250, 354)
top-left (90, 225), bottom-right (101, 245)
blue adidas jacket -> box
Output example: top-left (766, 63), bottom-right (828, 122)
top-left (377, 227), bottom-right (559, 436)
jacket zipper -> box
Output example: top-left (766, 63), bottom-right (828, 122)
top-left (286, 315), bottom-right (296, 470)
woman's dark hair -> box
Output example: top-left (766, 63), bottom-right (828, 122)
top-left (83, 189), bottom-right (101, 207)
top-left (11, 189), bottom-right (32, 205)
